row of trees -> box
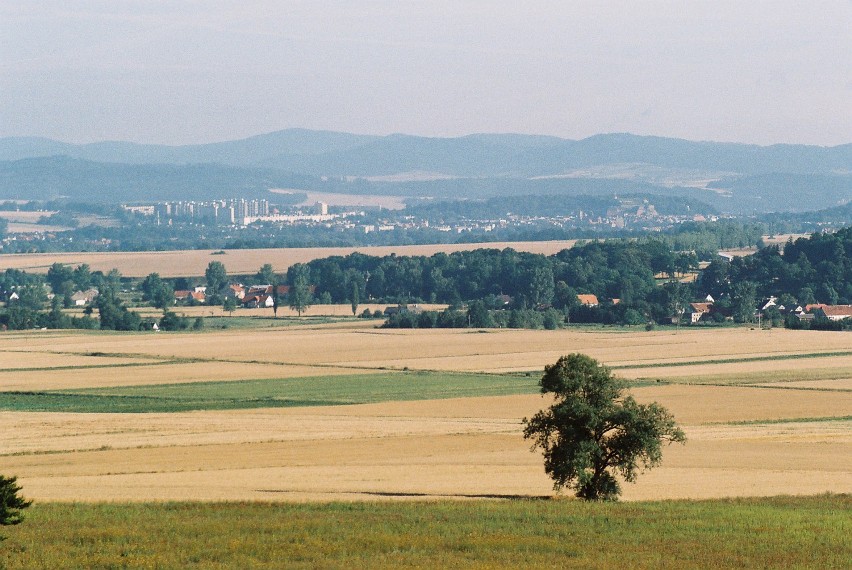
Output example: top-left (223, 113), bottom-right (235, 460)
top-left (382, 305), bottom-right (566, 330)
top-left (296, 241), bottom-right (698, 309)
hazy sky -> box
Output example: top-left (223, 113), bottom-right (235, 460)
top-left (1, 1), bottom-right (850, 146)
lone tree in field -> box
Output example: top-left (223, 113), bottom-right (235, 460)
top-left (0, 475), bottom-right (32, 531)
top-left (523, 354), bottom-right (685, 501)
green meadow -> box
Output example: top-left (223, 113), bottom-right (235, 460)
top-left (1, 496), bottom-right (848, 569)
top-left (0, 371), bottom-right (545, 413)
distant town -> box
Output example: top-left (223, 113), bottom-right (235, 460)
top-left (122, 195), bottom-right (720, 236)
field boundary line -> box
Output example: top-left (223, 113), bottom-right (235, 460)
top-left (610, 350), bottom-right (852, 370)
top-left (714, 415), bottom-right (852, 426)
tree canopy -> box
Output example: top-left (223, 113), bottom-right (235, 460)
top-left (205, 261), bottom-right (227, 296)
top-left (287, 263), bottom-right (312, 316)
top-left (523, 354), bottom-right (685, 500)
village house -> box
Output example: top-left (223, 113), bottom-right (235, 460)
top-left (814, 305), bottom-right (852, 321)
top-left (224, 284), bottom-right (246, 300)
top-left (246, 285), bottom-right (273, 296)
top-left (384, 304), bottom-right (423, 316)
top-left (689, 302), bottom-right (713, 324)
top-left (70, 288), bottom-right (99, 306)
top-left (577, 294), bottom-right (599, 307)
top-left (174, 290), bottom-right (206, 304)
top-left (241, 293), bottom-right (274, 308)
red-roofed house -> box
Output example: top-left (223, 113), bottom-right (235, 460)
top-left (815, 305), bottom-right (852, 321)
top-left (577, 294), bottom-right (599, 307)
top-left (226, 284), bottom-right (246, 300)
top-left (174, 290), bottom-right (206, 304)
top-left (689, 302), bottom-right (713, 323)
top-left (241, 294), bottom-right (274, 309)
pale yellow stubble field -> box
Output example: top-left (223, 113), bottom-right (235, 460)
top-left (0, 241), bottom-right (577, 277)
top-left (3, 389), bottom-right (850, 502)
top-left (2, 324), bottom-right (850, 502)
top-left (4, 326), bottom-right (851, 374)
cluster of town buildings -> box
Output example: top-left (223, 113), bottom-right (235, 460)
top-left (363, 199), bottom-right (716, 235)
top-left (118, 196), bottom-right (718, 236)
top-left (124, 199), bottom-right (352, 227)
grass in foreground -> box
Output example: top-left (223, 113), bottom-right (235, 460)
top-left (0, 496), bottom-right (848, 569)
top-left (0, 371), bottom-right (544, 413)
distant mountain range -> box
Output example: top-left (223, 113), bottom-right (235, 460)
top-left (0, 130), bottom-right (849, 214)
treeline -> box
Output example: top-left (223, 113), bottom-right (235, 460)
top-left (760, 202), bottom-right (852, 234)
top-left (699, 227), bottom-right (852, 305)
top-left (299, 241), bottom-right (699, 328)
top-left (662, 221), bottom-right (764, 257)
top-left (3, 228), bottom-right (850, 332)
top-left (383, 305), bottom-right (567, 330)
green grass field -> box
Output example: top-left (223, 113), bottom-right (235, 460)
top-left (0, 496), bottom-right (848, 569)
top-left (0, 371), bottom-right (546, 413)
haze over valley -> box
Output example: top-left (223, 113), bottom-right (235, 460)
top-left (1, 129), bottom-right (849, 215)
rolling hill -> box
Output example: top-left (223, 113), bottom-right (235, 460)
top-left (0, 130), bottom-right (848, 213)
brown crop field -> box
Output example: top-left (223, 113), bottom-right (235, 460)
top-left (1, 324), bottom-right (850, 503)
top-left (0, 241), bottom-right (577, 277)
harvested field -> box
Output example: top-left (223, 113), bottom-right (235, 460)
top-left (0, 350), bottom-right (156, 371)
top-left (0, 362), bottom-right (372, 391)
top-left (3, 396), bottom-right (849, 501)
top-left (754, 378), bottom-right (852, 390)
top-left (8, 327), bottom-right (587, 370)
top-left (5, 222), bottom-right (72, 233)
top-left (763, 233), bottom-right (811, 246)
top-left (0, 211), bottom-right (53, 223)
top-left (619, 355), bottom-right (852, 383)
top-left (3, 325), bottom-right (851, 377)
top-left (2, 325), bottom-right (851, 502)
top-left (630, 384), bottom-right (852, 424)
top-left (0, 241), bottom-right (577, 277)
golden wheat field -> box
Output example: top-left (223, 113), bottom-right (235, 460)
top-left (0, 241), bottom-right (577, 277)
top-left (1, 323), bottom-right (850, 502)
